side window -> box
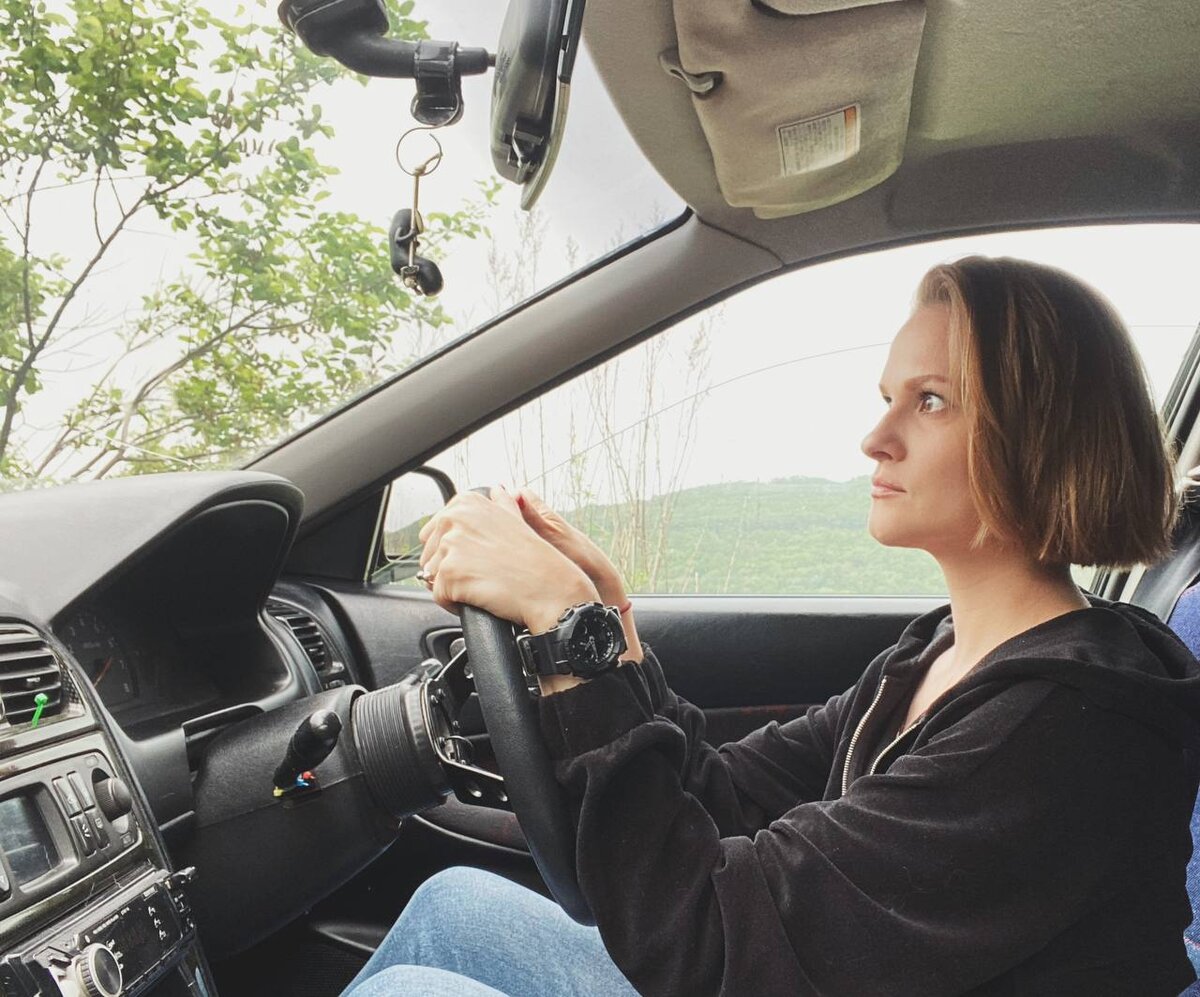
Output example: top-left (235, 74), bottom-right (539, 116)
top-left (427, 226), bottom-right (1199, 597)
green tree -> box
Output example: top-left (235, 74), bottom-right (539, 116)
top-left (0, 0), bottom-right (485, 480)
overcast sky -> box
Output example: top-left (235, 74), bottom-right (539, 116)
top-left (11, 2), bottom-right (1199, 490)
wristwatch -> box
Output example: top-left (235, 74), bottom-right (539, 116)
top-left (516, 602), bottom-right (628, 680)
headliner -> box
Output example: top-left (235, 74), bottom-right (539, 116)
top-left (584, 0), bottom-right (1200, 263)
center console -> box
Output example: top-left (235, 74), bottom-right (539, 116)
top-left (0, 623), bottom-right (215, 997)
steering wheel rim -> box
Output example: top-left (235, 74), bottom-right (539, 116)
top-left (460, 603), bottom-right (594, 925)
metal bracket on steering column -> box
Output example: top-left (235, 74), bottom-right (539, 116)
top-left (277, 0), bottom-right (495, 127)
top-left (422, 644), bottom-right (513, 811)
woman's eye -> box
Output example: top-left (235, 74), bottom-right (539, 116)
top-left (918, 391), bottom-right (946, 413)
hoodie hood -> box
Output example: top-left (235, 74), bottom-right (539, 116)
top-left (880, 594), bottom-right (1200, 750)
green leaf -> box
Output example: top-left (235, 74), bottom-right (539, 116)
top-left (77, 15), bottom-right (104, 42)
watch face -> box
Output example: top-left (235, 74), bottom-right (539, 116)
top-left (566, 610), bottom-right (621, 673)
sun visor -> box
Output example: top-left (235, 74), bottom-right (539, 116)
top-left (667, 0), bottom-right (926, 218)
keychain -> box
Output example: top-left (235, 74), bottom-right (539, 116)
top-left (389, 127), bottom-right (445, 297)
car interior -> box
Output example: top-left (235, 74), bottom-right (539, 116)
top-left (1, 0), bottom-right (1199, 995)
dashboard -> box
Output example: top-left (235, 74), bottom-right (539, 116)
top-left (0, 471), bottom-right (385, 992)
top-left (9, 474), bottom-right (318, 743)
top-left (0, 468), bottom-right (543, 986)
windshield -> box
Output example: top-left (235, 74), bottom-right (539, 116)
top-left (0, 0), bottom-right (680, 486)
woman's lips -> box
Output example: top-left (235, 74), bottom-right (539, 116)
top-left (870, 478), bottom-right (905, 498)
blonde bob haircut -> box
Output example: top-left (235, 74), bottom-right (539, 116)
top-left (916, 255), bottom-right (1179, 570)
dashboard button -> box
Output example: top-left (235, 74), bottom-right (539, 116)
top-left (72, 814), bottom-right (97, 856)
top-left (68, 771), bottom-right (94, 809)
top-left (53, 777), bottom-right (83, 815)
top-left (87, 810), bottom-right (109, 848)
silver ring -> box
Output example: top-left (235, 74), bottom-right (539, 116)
top-left (395, 127), bottom-right (444, 178)
top-left (416, 568), bottom-right (435, 586)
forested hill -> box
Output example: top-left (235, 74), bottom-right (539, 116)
top-left (569, 475), bottom-right (948, 596)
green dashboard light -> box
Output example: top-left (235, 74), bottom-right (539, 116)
top-left (30, 691), bottom-right (49, 728)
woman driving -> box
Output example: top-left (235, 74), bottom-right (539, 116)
top-left (343, 256), bottom-right (1200, 996)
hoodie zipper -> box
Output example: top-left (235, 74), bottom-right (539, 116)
top-left (842, 676), bottom-right (889, 796)
top-left (868, 713), bottom-right (927, 776)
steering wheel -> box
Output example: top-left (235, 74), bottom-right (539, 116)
top-left (460, 602), bottom-right (594, 925)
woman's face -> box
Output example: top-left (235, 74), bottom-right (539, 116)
top-left (861, 303), bottom-right (982, 559)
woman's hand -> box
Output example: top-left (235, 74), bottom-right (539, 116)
top-left (417, 486), bottom-right (600, 634)
top-left (515, 488), bottom-right (642, 665)
top-left (514, 488), bottom-right (628, 606)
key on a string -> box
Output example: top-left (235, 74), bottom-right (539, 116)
top-left (389, 134), bottom-right (445, 297)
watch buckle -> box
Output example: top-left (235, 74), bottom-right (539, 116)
top-left (515, 632), bottom-right (538, 683)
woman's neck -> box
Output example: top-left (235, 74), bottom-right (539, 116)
top-left (935, 545), bottom-right (1091, 676)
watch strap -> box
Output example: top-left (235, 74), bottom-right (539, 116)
top-left (516, 630), bottom-right (577, 676)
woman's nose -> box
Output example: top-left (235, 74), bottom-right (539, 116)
top-left (861, 412), bottom-right (901, 462)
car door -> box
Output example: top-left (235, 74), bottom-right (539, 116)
top-left (226, 221), bottom-right (1200, 992)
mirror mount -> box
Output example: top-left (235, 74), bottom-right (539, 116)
top-left (277, 0), bottom-right (494, 127)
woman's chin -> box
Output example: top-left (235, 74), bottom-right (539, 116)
top-left (866, 516), bottom-right (918, 550)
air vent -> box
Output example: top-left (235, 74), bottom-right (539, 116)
top-left (265, 600), bottom-right (348, 691)
top-left (0, 624), bottom-right (65, 725)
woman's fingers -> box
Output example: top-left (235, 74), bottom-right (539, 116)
top-left (429, 570), bottom-right (461, 616)
top-left (419, 491), bottom-right (486, 570)
top-left (421, 549), bottom-right (446, 582)
top-left (418, 496), bottom-right (469, 575)
top-left (490, 483), bottom-right (522, 519)
top-left (518, 488), bottom-right (553, 520)
top-left (418, 514), bottom-right (451, 573)
top-left (516, 488), bottom-right (564, 538)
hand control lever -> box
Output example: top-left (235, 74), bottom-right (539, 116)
top-left (272, 709), bottom-right (342, 794)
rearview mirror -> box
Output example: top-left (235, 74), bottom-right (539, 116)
top-left (490, 0), bottom-right (586, 208)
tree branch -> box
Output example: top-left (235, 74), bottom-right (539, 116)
top-left (94, 300), bottom-right (272, 475)
top-left (0, 199), bottom-right (23, 241)
top-left (0, 173), bottom-right (154, 210)
top-left (67, 439), bottom-right (118, 480)
top-left (104, 167), bottom-right (127, 216)
top-left (91, 166), bottom-right (104, 244)
top-left (0, 158), bottom-right (50, 467)
top-left (20, 159), bottom-right (47, 352)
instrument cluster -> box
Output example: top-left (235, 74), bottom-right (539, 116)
top-left (56, 603), bottom-right (220, 732)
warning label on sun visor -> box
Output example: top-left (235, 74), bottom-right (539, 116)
top-left (778, 105), bottom-right (860, 176)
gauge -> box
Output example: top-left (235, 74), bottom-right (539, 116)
top-left (58, 609), bottom-right (139, 710)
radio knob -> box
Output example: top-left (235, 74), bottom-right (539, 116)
top-left (73, 943), bottom-right (123, 997)
top-left (93, 778), bottom-right (132, 821)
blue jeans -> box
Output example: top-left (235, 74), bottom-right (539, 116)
top-left (340, 866), bottom-right (641, 997)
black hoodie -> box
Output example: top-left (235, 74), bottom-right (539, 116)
top-left (538, 595), bottom-right (1200, 996)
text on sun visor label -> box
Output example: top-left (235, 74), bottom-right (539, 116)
top-left (778, 104), bottom-right (860, 176)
